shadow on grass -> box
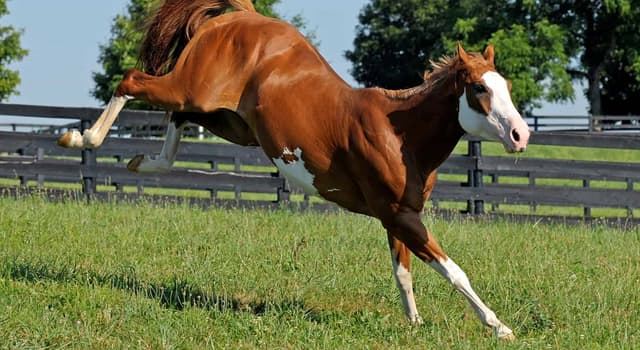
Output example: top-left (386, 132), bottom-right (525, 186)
top-left (2, 258), bottom-right (315, 318)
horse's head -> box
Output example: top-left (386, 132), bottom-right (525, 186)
top-left (456, 43), bottom-right (530, 153)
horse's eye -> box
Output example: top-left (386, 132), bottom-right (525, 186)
top-left (473, 84), bottom-right (487, 94)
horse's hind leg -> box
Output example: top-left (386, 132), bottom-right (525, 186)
top-left (388, 233), bottom-right (423, 325)
top-left (127, 118), bottom-right (185, 173)
top-left (57, 95), bottom-right (132, 148)
top-left (58, 69), bottom-right (184, 149)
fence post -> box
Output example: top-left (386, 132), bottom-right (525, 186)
top-left (36, 147), bottom-right (45, 189)
top-left (582, 179), bottom-right (591, 218)
top-left (466, 139), bottom-right (484, 215)
top-left (276, 172), bottom-right (291, 204)
top-left (80, 120), bottom-right (97, 199)
top-left (627, 179), bottom-right (634, 218)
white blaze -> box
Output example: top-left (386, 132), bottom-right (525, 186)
top-left (458, 71), bottom-right (524, 148)
top-left (483, 71), bottom-right (520, 123)
top-left (273, 147), bottom-right (318, 195)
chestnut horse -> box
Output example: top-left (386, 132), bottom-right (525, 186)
top-left (59, 0), bottom-right (530, 339)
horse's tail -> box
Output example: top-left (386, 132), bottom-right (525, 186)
top-left (140, 0), bottom-right (256, 75)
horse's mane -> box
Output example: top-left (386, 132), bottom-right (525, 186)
top-left (139, 0), bottom-right (256, 76)
top-left (375, 55), bottom-right (461, 101)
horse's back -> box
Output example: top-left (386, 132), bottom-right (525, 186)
top-left (169, 11), bottom-right (335, 111)
top-left (208, 12), bottom-right (340, 81)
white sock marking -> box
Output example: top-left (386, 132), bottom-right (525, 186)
top-left (83, 95), bottom-right (132, 148)
top-left (134, 122), bottom-right (184, 173)
top-left (390, 248), bottom-right (421, 324)
top-left (429, 257), bottom-right (513, 338)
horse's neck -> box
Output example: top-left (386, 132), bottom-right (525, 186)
top-left (387, 74), bottom-right (465, 171)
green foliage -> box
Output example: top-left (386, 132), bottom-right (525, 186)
top-left (253, 0), bottom-right (279, 17)
top-left (539, 0), bottom-right (640, 115)
top-left (92, 0), bottom-right (317, 109)
top-left (92, 0), bottom-right (153, 110)
top-left (488, 21), bottom-right (572, 110)
top-left (1, 198), bottom-right (639, 348)
top-left (0, 0), bottom-right (28, 101)
top-left (596, 1), bottom-right (640, 114)
top-left (346, 0), bottom-right (452, 90)
top-left (347, 0), bottom-right (640, 114)
top-left (347, 0), bottom-right (573, 110)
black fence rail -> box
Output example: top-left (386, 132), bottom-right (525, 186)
top-left (527, 114), bottom-right (640, 132)
top-left (1, 103), bottom-right (640, 223)
top-left (2, 103), bottom-right (639, 134)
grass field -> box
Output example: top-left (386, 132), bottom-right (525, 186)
top-left (1, 197), bottom-right (638, 349)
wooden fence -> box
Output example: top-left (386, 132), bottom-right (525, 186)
top-left (526, 114), bottom-right (640, 132)
top-left (1, 103), bottom-right (639, 224)
top-left (2, 103), bottom-right (638, 135)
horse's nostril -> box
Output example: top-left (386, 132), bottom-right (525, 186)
top-left (511, 129), bottom-right (521, 142)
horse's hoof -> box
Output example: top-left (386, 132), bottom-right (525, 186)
top-left (498, 332), bottom-right (516, 341)
top-left (57, 130), bottom-right (83, 148)
top-left (494, 324), bottom-right (515, 341)
top-left (409, 315), bottom-right (424, 326)
top-left (127, 154), bottom-right (145, 172)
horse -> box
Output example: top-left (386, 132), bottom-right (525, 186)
top-left (58, 0), bottom-right (530, 340)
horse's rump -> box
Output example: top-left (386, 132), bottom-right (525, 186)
top-left (140, 0), bottom-right (256, 75)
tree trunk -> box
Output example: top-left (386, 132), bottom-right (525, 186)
top-left (587, 64), bottom-right (602, 116)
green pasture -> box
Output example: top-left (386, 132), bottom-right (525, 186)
top-left (1, 197), bottom-right (638, 349)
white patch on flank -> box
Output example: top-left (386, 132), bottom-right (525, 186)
top-left (282, 147), bottom-right (296, 157)
top-left (429, 257), bottom-right (513, 338)
top-left (390, 249), bottom-right (421, 324)
top-left (273, 147), bottom-right (318, 195)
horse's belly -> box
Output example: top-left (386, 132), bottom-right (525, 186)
top-left (272, 147), bottom-right (318, 195)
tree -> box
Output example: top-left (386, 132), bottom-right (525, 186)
top-left (537, 0), bottom-right (640, 115)
top-left (346, 0), bottom-right (572, 111)
top-left (346, 0), bottom-right (452, 91)
top-left (598, 5), bottom-right (640, 117)
top-left (92, 0), bottom-right (317, 109)
top-left (92, 0), bottom-right (151, 110)
top-left (347, 0), bottom-right (640, 115)
top-left (0, 1), bottom-right (28, 101)
top-left (600, 51), bottom-right (640, 115)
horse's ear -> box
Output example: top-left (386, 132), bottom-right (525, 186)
top-left (483, 44), bottom-right (495, 64)
top-left (457, 42), bottom-right (471, 65)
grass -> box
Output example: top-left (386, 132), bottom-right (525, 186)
top-left (1, 197), bottom-right (638, 349)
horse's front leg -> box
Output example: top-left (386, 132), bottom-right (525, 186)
top-left (427, 248), bottom-right (515, 340)
top-left (388, 233), bottom-right (423, 325)
top-left (390, 207), bottom-right (515, 340)
top-left (127, 120), bottom-right (185, 173)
